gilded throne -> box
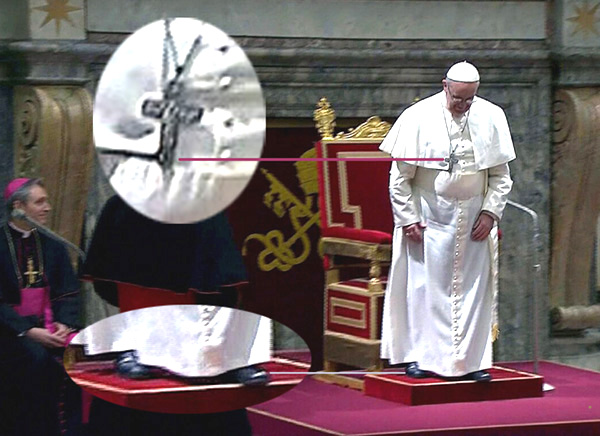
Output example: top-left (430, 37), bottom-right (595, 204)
top-left (314, 98), bottom-right (394, 376)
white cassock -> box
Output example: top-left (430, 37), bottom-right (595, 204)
top-left (71, 305), bottom-right (272, 378)
top-left (380, 91), bottom-right (515, 377)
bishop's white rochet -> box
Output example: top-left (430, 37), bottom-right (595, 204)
top-left (94, 18), bottom-right (265, 223)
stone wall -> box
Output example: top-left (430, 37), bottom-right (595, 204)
top-left (0, 86), bottom-right (14, 223)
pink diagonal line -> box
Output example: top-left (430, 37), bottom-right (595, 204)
top-left (269, 371), bottom-right (407, 375)
top-left (178, 157), bottom-right (444, 162)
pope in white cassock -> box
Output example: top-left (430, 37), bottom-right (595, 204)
top-left (379, 61), bottom-right (515, 382)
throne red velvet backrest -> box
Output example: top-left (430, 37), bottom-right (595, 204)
top-left (316, 140), bottom-right (393, 245)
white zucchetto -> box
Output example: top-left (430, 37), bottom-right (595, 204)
top-left (446, 61), bottom-right (480, 83)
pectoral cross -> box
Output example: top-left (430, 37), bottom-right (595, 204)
top-left (445, 153), bottom-right (459, 173)
top-left (99, 85), bottom-right (204, 169)
top-left (141, 33), bottom-right (205, 171)
top-left (24, 257), bottom-right (38, 286)
top-left (99, 33), bottom-right (205, 172)
top-left (141, 82), bottom-right (204, 170)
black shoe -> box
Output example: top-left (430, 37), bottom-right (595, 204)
top-left (115, 351), bottom-right (154, 379)
top-left (225, 366), bottom-right (270, 386)
top-left (405, 362), bottom-right (428, 379)
top-left (470, 370), bottom-right (492, 383)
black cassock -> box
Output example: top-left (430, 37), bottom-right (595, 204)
top-left (84, 195), bottom-right (253, 436)
top-left (84, 194), bottom-right (247, 308)
top-left (0, 224), bottom-right (81, 436)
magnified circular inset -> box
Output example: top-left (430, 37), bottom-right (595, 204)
top-left (94, 18), bottom-right (265, 223)
top-left (65, 305), bottom-right (311, 414)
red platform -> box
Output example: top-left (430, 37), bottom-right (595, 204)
top-left (68, 358), bottom-right (308, 414)
top-left (249, 362), bottom-right (600, 435)
top-left (364, 365), bottom-right (543, 406)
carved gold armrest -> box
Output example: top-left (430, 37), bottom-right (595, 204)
top-left (321, 237), bottom-right (391, 292)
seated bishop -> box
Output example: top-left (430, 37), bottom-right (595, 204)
top-left (0, 178), bottom-right (81, 436)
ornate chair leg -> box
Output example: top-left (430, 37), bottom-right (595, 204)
top-left (368, 259), bottom-right (382, 293)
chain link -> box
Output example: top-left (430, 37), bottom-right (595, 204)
top-left (161, 18), bottom-right (180, 89)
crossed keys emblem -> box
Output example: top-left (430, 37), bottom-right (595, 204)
top-left (243, 167), bottom-right (320, 272)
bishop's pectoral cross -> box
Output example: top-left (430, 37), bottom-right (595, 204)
top-left (24, 257), bottom-right (38, 286)
top-left (141, 81), bottom-right (204, 170)
top-left (445, 153), bottom-right (459, 173)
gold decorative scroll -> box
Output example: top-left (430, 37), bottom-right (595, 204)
top-left (314, 98), bottom-right (392, 141)
top-left (550, 89), bottom-right (600, 308)
top-left (335, 116), bottom-right (391, 140)
top-left (13, 86), bottom-right (94, 251)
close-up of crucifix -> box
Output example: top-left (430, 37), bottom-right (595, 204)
top-left (24, 258), bottom-right (38, 286)
top-left (445, 153), bottom-right (459, 173)
top-left (93, 17), bottom-right (266, 224)
top-left (98, 19), bottom-right (205, 174)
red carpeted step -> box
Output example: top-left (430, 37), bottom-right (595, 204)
top-left (249, 362), bottom-right (600, 436)
top-left (364, 366), bottom-right (543, 406)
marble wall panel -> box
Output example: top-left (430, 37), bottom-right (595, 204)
top-left (86, 0), bottom-right (547, 40)
top-left (0, 86), bottom-right (14, 223)
top-left (558, 0), bottom-right (600, 48)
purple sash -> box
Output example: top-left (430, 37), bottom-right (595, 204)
top-left (12, 286), bottom-right (49, 319)
top-left (11, 287), bottom-right (75, 345)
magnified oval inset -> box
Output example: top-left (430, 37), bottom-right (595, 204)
top-left (65, 305), bottom-right (310, 414)
top-left (94, 18), bottom-right (265, 223)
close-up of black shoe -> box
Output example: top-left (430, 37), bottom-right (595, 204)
top-left (469, 370), bottom-right (492, 383)
top-left (115, 350), bottom-right (155, 379)
top-left (225, 366), bottom-right (270, 386)
top-left (405, 362), bottom-right (428, 379)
